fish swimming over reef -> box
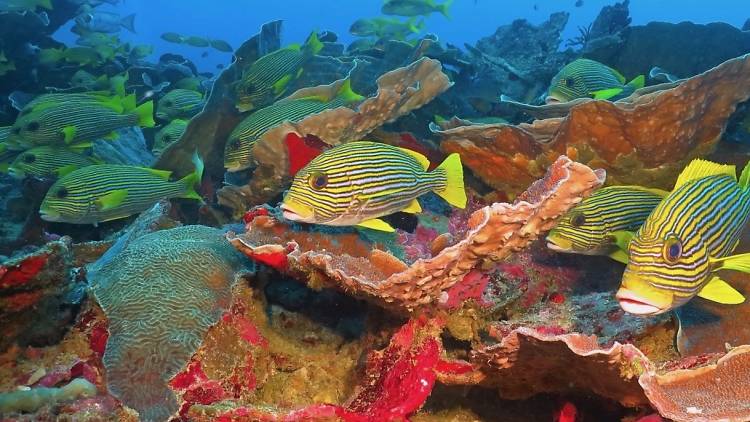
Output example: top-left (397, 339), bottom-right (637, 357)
top-left (617, 159), bottom-right (750, 315)
top-left (8, 146), bottom-right (100, 178)
top-left (235, 31), bottom-right (323, 112)
top-left (546, 58), bottom-right (644, 103)
top-left (74, 10), bottom-right (136, 34)
top-left (382, 0), bottom-right (453, 18)
top-left (0, 0), bottom-right (52, 13)
top-left (40, 153), bottom-right (203, 224)
top-left (349, 17), bottom-right (424, 39)
top-left (281, 141), bottom-right (467, 232)
top-left (8, 93), bottom-right (154, 148)
top-left (547, 186), bottom-right (667, 263)
top-left (156, 89), bottom-right (204, 120)
top-left (154, 119), bottom-right (188, 155)
top-left (160, 32), bottom-right (184, 43)
top-left (225, 79), bottom-right (364, 172)
top-left (39, 46), bottom-right (112, 67)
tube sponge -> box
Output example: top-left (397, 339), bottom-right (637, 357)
top-left (0, 378), bottom-right (97, 414)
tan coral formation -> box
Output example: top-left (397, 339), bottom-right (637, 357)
top-left (218, 57), bottom-right (453, 211)
top-left (439, 54), bottom-right (750, 194)
top-left (229, 156), bottom-right (605, 312)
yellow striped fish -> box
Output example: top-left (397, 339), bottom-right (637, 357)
top-left (0, 127), bottom-right (20, 173)
top-left (154, 119), bottom-right (188, 155)
top-left (40, 153), bottom-right (204, 225)
top-left (8, 146), bottom-right (100, 179)
top-left (617, 159), bottom-right (750, 315)
top-left (225, 79), bottom-right (364, 172)
top-left (547, 186), bottom-right (667, 263)
top-left (546, 58), bottom-right (645, 103)
top-left (235, 32), bottom-right (324, 113)
top-left (155, 89), bottom-right (204, 120)
top-left (281, 141), bottom-right (466, 232)
top-left (8, 94), bottom-right (154, 148)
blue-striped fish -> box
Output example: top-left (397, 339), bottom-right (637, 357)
top-left (546, 59), bottom-right (645, 103)
top-left (156, 89), bottom-right (204, 121)
top-left (8, 146), bottom-right (99, 179)
top-left (8, 93), bottom-right (154, 148)
top-left (225, 79), bottom-right (364, 172)
top-left (154, 119), bottom-right (188, 155)
top-left (617, 159), bottom-right (750, 315)
top-left (281, 141), bottom-right (466, 232)
top-left (235, 32), bottom-right (323, 113)
top-left (547, 186), bottom-right (667, 263)
top-left (40, 154), bottom-right (203, 225)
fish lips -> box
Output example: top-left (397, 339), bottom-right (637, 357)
top-left (615, 288), bottom-right (666, 316)
top-left (39, 208), bottom-right (62, 222)
top-left (280, 203), bottom-right (313, 223)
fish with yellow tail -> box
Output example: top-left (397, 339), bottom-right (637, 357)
top-left (40, 153), bottom-right (203, 225)
top-left (281, 141), bottom-right (466, 232)
top-left (546, 58), bottom-right (644, 103)
top-left (547, 185), bottom-right (667, 264)
top-left (235, 31), bottom-right (324, 113)
top-left (617, 159), bottom-right (750, 315)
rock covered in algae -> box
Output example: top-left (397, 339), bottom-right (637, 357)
top-left (229, 156), bottom-right (605, 312)
top-left (0, 378), bottom-right (96, 414)
top-left (87, 224), bottom-right (252, 421)
top-left (438, 54), bottom-right (750, 195)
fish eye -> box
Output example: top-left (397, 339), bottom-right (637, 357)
top-left (308, 172), bottom-right (328, 190)
top-left (12, 127), bottom-right (20, 135)
top-left (570, 212), bottom-right (586, 227)
top-left (163, 100), bottom-right (172, 107)
top-left (244, 84), bottom-right (254, 95)
top-left (229, 139), bottom-right (240, 150)
top-left (84, 14), bottom-right (93, 23)
top-left (26, 121), bottom-right (40, 132)
top-left (563, 78), bottom-right (575, 88)
top-left (23, 154), bottom-right (35, 163)
top-left (663, 235), bottom-right (682, 263)
top-left (56, 187), bottom-right (69, 199)
top-left (163, 135), bottom-right (171, 142)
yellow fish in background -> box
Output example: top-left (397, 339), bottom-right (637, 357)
top-left (547, 186), bottom-right (667, 264)
top-left (349, 17), bottom-right (425, 39)
top-left (156, 89), bottom-right (204, 121)
top-left (382, 0), bottom-right (453, 18)
top-left (153, 119), bottom-right (188, 155)
top-left (281, 141), bottom-right (466, 232)
top-left (546, 58), bottom-right (645, 103)
top-left (40, 153), bottom-right (204, 225)
top-left (8, 146), bottom-right (100, 179)
top-left (617, 159), bottom-right (750, 315)
top-left (235, 31), bottom-right (324, 113)
top-left (0, 0), bottom-right (52, 12)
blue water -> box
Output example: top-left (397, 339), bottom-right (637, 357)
top-left (54, 0), bottom-right (748, 73)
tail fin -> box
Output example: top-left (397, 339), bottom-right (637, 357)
top-left (336, 79), bottom-right (364, 103)
top-left (38, 48), bottom-right (63, 65)
top-left (440, 0), bottom-right (453, 18)
top-left (178, 151), bottom-right (204, 201)
top-left (433, 153), bottom-right (466, 208)
top-left (38, 0), bottom-right (53, 10)
top-left (120, 13), bottom-right (136, 33)
top-left (134, 100), bottom-right (155, 128)
top-left (121, 93), bottom-right (137, 112)
top-left (110, 73), bottom-right (128, 97)
top-left (407, 18), bottom-right (424, 33)
top-left (627, 74), bottom-right (645, 90)
top-left (303, 31), bottom-right (324, 56)
top-left (740, 162), bottom-right (750, 189)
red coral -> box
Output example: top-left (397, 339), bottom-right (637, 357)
top-left (171, 360), bottom-right (229, 417)
top-left (89, 321), bottom-right (109, 359)
top-left (0, 254), bottom-right (49, 289)
top-left (222, 305), bottom-right (268, 348)
top-left (285, 132), bottom-right (328, 176)
top-left (440, 270), bottom-right (492, 309)
top-left (242, 207), bottom-right (270, 224)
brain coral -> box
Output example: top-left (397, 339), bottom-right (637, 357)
top-left (88, 225), bottom-right (251, 421)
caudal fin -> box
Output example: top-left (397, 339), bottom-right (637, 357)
top-left (178, 152), bottom-right (204, 201)
top-left (740, 161), bottom-right (750, 189)
top-left (303, 31), bottom-right (324, 56)
top-left (626, 74), bottom-right (645, 90)
top-left (134, 100), bottom-right (155, 128)
top-left (440, 0), bottom-right (453, 18)
top-left (433, 153), bottom-right (466, 209)
top-left (336, 79), bottom-right (364, 103)
top-left (120, 13), bottom-right (136, 33)
top-left (38, 0), bottom-right (53, 10)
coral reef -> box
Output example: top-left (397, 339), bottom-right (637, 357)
top-left (87, 216), bottom-right (253, 420)
top-left (217, 57), bottom-right (453, 214)
top-left (439, 54), bottom-right (750, 194)
top-left (0, 378), bottom-right (96, 414)
top-left (229, 156), bottom-right (604, 312)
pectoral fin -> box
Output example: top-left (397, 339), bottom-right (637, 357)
top-left (55, 165), bottom-right (79, 177)
top-left (401, 199), bottom-right (422, 214)
top-left (711, 252), bottom-right (750, 273)
top-left (272, 74), bottom-right (293, 96)
top-left (591, 88), bottom-right (623, 100)
top-left (95, 189), bottom-right (128, 211)
top-left (608, 249), bottom-right (629, 264)
top-left (697, 276), bottom-right (745, 304)
top-left (611, 230), bottom-right (634, 252)
top-left (356, 218), bottom-right (395, 232)
top-left (62, 126), bottom-right (77, 143)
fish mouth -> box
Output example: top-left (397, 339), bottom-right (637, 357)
top-left (546, 235), bottom-right (574, 253)
top-left (616, 288), bottom-right (665, 315)
top-left (39, 208), bottom-right (61, 222)
top-left (545, 96), bottom-right (563, 104)
top-left (280, 203), bottom-right (312, 223)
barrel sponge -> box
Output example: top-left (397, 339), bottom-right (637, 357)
top-left (88, 225), bottom-right (250, 421)
top-left (0, 378), bottom-right (97, 414)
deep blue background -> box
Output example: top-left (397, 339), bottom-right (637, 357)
top-left (55, 0), bottom-right (747, 73)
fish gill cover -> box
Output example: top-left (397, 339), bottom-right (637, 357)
top-left (1, 1), bottom-right (750, 422)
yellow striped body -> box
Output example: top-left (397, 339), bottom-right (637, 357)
top-left (154, 119), bottom-right (188, 155)
top-left (546, 58), bottom-right (641, 103)
top-left (618, 160), bottom-right (750, 315)
top-left (281, 141), bottom-right (466, 231)
top-left (9, 146), bottom-right (98, 178)
top-left (156, 89), bottom-right (204, 120)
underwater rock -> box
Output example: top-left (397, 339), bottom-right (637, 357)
top-left (586, 21), bottom-right (750, 80)
top-left (87, 223), bottom-right (252, 421)
top-left (0, 238), bottom-right (78, 352)
top-left (439, 54), bottom-right (750, 194)
top-left (155, 20), bottom-right (282, 181)
top-left (217, 57), bottom-right (453, 214)
top-left (229, 156), bottom-right (604, 312)
top-left (92, 126), bottom-right (154, 166)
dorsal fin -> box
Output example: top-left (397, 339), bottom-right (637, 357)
top-left (674, 159), bottom-right (736, 189)
top-left (145, 167), bottom-right (172, 180)
top-left (398, 147), bottom-right (430, 170)
top-left (740, 162), bottom-right (750, 189)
